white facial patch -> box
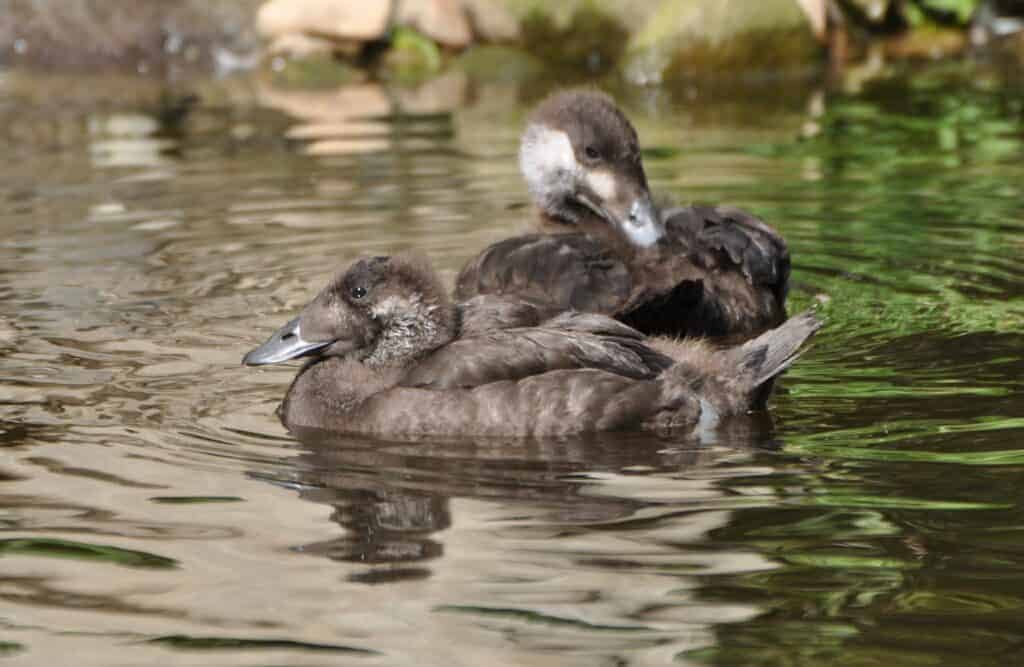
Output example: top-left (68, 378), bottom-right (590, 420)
top-left (372, 295), bottom-right (407, 319)
top-left (585, 169), bottom-right (617, 202)
top-left (371, 293), bottom-right (422, 320)
top-left (519, 124), bottom-right (580, 205)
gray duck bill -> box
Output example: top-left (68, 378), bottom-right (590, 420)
top-left (242, 316), bottom-right (331, 366)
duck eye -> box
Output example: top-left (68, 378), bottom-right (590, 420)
top-left (584, 145), bottom-right (600, 160)
top-left (350, 286), bottom-right (367, 300)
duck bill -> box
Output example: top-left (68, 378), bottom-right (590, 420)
top-left (618, 195), bottom-right (663, 248)
top-left (242, 316), bottom-right (331, 366)
top-left (577, 189), bottom-right (663, 248)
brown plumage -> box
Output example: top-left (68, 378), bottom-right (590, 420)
top-left (243, 255), bottom-right (820, 438)
top-left (454, 294), bottom-right (546, 337)
top-left (455, 89), bottom-right (790, 340)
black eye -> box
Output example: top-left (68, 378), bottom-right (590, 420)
top-left (584, 145), bottom-right (600, 160)
top-left (350, 286), bottom-right (367, 300)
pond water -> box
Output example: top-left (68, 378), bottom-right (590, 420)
top-left (1, 63), bottom-right (1023, 666)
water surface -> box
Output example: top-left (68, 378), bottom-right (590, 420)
top-left (1, 64), bottom-right (1023, 665)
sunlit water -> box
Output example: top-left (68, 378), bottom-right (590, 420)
top-left (1, 64), bottom-right (1023, 666)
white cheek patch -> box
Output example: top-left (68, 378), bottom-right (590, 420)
top-left (519, 124), bottom-right (579, 200)
top-left (372, 295), bottom-right (404, 319)
top-left (372, 294), bottom-right (421, 319)
top-left (585, 169), bottom-right (617, 202)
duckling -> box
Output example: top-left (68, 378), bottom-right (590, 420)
top-left (244, 255), bottom-right (820, 437)
top-left (456, 89), bottom-right (790, 340)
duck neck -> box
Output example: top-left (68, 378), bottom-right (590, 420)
top-left (281, 358), bottom-right (403, 430)
top-left (364, 304), bottom-right (455, 369)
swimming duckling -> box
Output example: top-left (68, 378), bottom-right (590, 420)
top-left (456, 89), bottom-right (790, 340)
top-left (244, 255), bottom-right (820, 437)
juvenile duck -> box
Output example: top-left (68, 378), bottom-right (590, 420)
top-left (244, 255), bottom-right (820, 437)
top-left (456, 89), bottom-right (790, 340)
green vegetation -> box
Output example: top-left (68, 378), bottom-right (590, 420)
top-left (0, 538), bottom-right (178, 569)
top-left (0, 642), bottom-right (25, 657)
top-left (381, 27), bottom-right (445, 83)
top-left (265, 54), bottom-right (365, 88)
top-left (147, 635), bottom-right (377, 653)
top-left (456, 45), bottom-right (544, 81)
top-left (520, 4), bottom-right (629, 76)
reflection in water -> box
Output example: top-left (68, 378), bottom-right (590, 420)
top-left (0, 65), bottom-right (1023, 665)
top-left (281, 425), bottom-right (776, 584)
top-left (271, 426), bottom-right (781, 658)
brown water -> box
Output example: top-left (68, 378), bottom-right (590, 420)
top-left (1, 64), bottom-right (1023, 666)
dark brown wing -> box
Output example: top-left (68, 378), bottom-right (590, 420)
top-left (455, 295), bottom-right (546, 337)
top-left (668, 205), bottom-right (790, 303)
top-left (621, 205), bottom-right (790, 339)
top-left (455, 234), bottom-right (632, 316)
top-left (355, 369), bottom-right (694, 437)
top-left (539, 310), bottom-right (649, 339)
top-left (400, 320), bottom-right (674, 390)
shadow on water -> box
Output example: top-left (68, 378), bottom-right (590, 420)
top-left (0, 61), bottom-right (1023, 665)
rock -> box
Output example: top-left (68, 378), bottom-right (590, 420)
top-left (258, 0), bottom-right (517, 56)
top-left (463, 0), bottom-right (520, 42)
top-left (520, 3), bottom-right (630, 74)
top-left (394, 0), bottom-right (518, 47)
top-left (257, 0), bottom-right (390, 43)
top-left (0, 0), bottom-right (262, 72)
top-left (396, 0), bottom-right (473, 48)
top-left (266, 33), bottom-right (337, 59)
top-left (456, 45), bottom-right (543, 81)
top-left (500, 0), bottom-right (662, 28)
top-left (626, 0), bottom-right (822, 84)
top-left (632, 0), bottom-right (816, 51)
top-left (796, 0), bottom-right (827, 41)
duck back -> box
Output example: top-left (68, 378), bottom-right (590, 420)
top-left (456, 205), bottom-right (789, 340)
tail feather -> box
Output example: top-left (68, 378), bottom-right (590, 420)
top-left (731, 310), bottom-right (822, 408)
top-left (648, 310), bottom-right (823, 422)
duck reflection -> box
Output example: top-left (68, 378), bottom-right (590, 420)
top-left (280, 416), bottom-right (777, 582)
top-left (299, 484), bottom-right (446, 583)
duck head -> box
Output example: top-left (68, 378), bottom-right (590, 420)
top-left (243, 255), bottom-right (456, 368)
top-left (520, 90), bottom-right (663, 248)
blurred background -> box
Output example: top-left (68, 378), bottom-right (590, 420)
top-left (2, 0), bottom-right (1024, 82)
top-left (2, 2), bottom-right (1024, 666)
